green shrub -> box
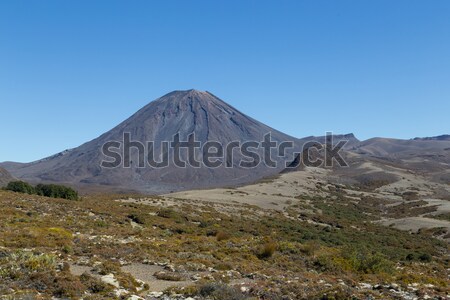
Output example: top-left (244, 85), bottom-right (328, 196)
top-left (418, 253), bottom-right (432, 262)
top-left (0, 250), bottom-right (57, 280)
top-left (405, 252), bottom-right (432, 262)
top-left (35, 184), bottom-right (78, 200)
top-left (128, 213), bottom-right (147, 225)
top-left (4, 181), bottom-right (78, 200)
top-left (300, 241), bottom-right (320, 256)
top-left (5, 181), bottom-right (35, 194)
top-left (355, 252), bottom-right (393, 274)
top-left (342, 248), bottom-right (394, 274)
top-left (157, 208), bottom-right (185, 223)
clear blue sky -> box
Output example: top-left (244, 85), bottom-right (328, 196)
top-left (1, 0), bottom-right (449, 163)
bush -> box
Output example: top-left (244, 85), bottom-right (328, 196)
top-left (35, 184), bottom-right (78, 200)
top-left (405, 252), bottom-right (432, 262)
top-left (0, 251), bottom-right (57, 280)
top-left (153, 271), bottom-right (185, 281)
top-left (257, 241), bottom-right (277, 259)
top-left (216, 231), bottom-right (231, 241)
top-left (97, 261), bottom-right (121, 275)
top-left (80, 272), bottom-right (113, 294)
top-left (4, 181), bottom-right (78, 200)
top-left (300, 241), bottom-right (320, 256)
top-left (198, 283), bottom-right (246, 300)
top-left (53, 274), bottom-right (85, 298)
top-left (355, 252), bottom-right (393, 274)
top-left (5, 181), bottom-right (35, 194)
top-left (418, 253), bottom-right (432, 262)
top-left (128, 213), bottom-right (147, 225)
top-left (317, 248), bottom-right (395, 275)
top-left (157, 208), bottom-right (185, 223)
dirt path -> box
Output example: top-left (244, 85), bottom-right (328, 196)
top-left (121, 263), bottom-right (193, 292)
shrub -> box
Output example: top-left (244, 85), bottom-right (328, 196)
top-left (257, 241), bottom-right (277, 259)
top-left (97, 261), bottom-right (121, 275)
top-left (128, 213), bottom-right (147, 225)
top-left (157, 208), bottom-right (185, 223)
top-left (300, 241), bottom-right (320, 256)
top-left (4, 181), bottom-right (78, 200)
top-left (157, 208), bottom-right (177, 218)
top-left (116, 272), bottom-right (141, 292)
top-left (313, 247), bottom-right (395, 275)
top-left (153, 271), bottom-right (185, 281)
top-left (53, 274), bottom-right (85, 298)
top-left (402, 191), bottom-right (419, 201)
top-left (198, 283), bottom-right (246, 300)
top-left (216, 231), bottom-right (231, 241)
top-left (418, 253), bottom-right (432, 262)
top-left (215, 262), bottom-right (233, 270)
top-left (5, 181), bottom-right (35, 194)
top-left (0, 251), bottom-right (57, 281)
top-left (35, 184), bottom-right (78, 200)
top-left (80, 272), bottom-right (113, 294)
top-left (356, 252), bottom-right (393, 274)
top-left (22, 253), bottom-right (57, 272)
top-left (405, 253), bottom-right (415, 261)
top-left (405, 252), bottom-right (432, 262)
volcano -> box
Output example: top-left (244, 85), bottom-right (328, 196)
top-left (2, 90), bottom-right (300, 193)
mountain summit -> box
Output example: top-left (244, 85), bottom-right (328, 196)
top-left (2, 90), bottom-right (299, 193)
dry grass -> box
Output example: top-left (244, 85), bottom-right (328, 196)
top-left (0, 189), bottom-right (448, 299)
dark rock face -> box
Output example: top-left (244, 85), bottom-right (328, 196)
top-left (2, 90), bottom-right (300, 193)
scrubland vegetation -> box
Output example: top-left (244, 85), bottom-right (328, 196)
top-left (3, 180), bottom-right (79, 200)
top-left (0, 188), bottom-right (448, 299)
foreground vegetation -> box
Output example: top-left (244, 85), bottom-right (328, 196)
top-left (3, 180), bottom-right (79, 200)
top-left (0, 189), bottom-right (448, 299)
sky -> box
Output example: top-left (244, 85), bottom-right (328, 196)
top-left (0, 0), bottom-right (449, 163)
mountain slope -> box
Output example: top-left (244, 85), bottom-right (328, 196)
top-left (2, 90), bottom-right (300, 193)
top-left (413, 134), bottom-right (450, 141)
top-left (348, 137), bottom-right (450, 184)
top-left (352, 137), bottom-right (450, 157)
top-left (0, 167), bottom-right (15, 187)
top-left (0, 168), bottom-right (15, 187)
